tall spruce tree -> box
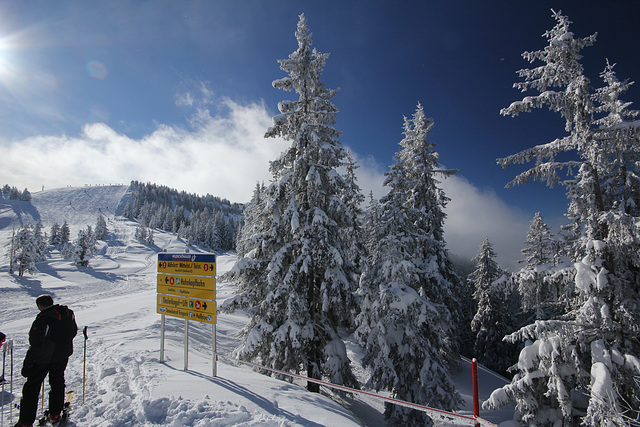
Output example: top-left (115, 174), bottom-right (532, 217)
top-left (485, 10), bottom-right (640, 425)
top-left (223, 14), bottom-right (360, 391)
top-left (60, 220), bottom-right (71, 245)
top-left (516, 212), bottom-right (562, 320)
top-left (469, 237), bottom-right (516, 377)
top-left (355, 104), bottom-right (462, 425)
top-left (49, 222), bottom-right (61, 246)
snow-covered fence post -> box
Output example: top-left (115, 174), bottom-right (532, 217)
top-left (472, 358), bottom-right (480, 427)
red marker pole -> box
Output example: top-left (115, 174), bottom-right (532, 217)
top-left (472, 358), bottom-right (480, 427)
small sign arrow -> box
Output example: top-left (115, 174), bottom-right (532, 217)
top-left (203, 302), bottom-right (208, 310)
top-left (165, 276), bottom-right (169, 284)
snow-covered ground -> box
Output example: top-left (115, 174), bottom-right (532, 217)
top-left (0, 186), bottom-right (516, 426)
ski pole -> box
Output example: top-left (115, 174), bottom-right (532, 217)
top-left (82, 326), bottom-right (88, 404)
top-left (9, 341), bottom-right (13, 426)
top-left (1, 340), bottom-right (5, 427)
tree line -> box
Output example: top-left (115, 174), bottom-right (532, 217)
top-left (7, 218), bottom-right (98, 274)
top-left (6, 181), bottom-right (243, 275)
top-left (223, 12), bottom-right (639, 426)
top-left (1, 184), bottom-right (31, 201)
top-left (121, 180), bottom-right (242, 252)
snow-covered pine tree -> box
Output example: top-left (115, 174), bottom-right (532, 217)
top-left (485, 10), bottom-right (640, 425)
top-left (95, 214), bottom-right (108, 240)
top-left (223, 14), bottom-right (360, 392)
top-left (147, 228), bottom-right (154, 245)
top-left (12, 226), bottom-right (39, 276)
top-left (8, 186), bottom-right (20, 200)
top-left (233, 183), bottom-right (265, 258)
top-left (221, 184), bottom-right (272, 315)
top-left (33, 220), bottom-right (47, 261)
top-left (49, 222), bottom-right (61, 246)
top-left (469, 237), bottom-right (516, 377)
top-left (135, 223), bottom-right (148, 244)
top-left (516, 212), bottom-right (566, 320)
top-left (7, 226), bottom-right (16, 274)
top-left (20, 188), bottom-right (31, 201)
top-left (356, 104), bottom-right (462, 425)
top-left (341, 150), bottom-right (366, 310)
top-left (73, 226), bottom-right (96, 267)
top-left (60, 220), bottom-right (70, 245)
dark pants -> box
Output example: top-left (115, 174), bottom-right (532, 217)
top-left (18, 358), bottom-right (68, 425)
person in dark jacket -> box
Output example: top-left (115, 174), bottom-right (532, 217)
top-left (15, 295), bottom-right (77, 427)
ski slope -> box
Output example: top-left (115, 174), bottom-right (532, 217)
top-left (0, 186), bottom-right (516, 426)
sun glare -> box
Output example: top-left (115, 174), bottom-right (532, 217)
top-left (0, 35), bottom-right (16, 83)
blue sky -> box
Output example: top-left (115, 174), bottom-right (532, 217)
top-left (1, 0), bottom-right (638, 267)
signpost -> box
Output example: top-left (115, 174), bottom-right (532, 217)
top-left (157, 295), bottom-right (216, 323)
top-left (157, 274), bottom-right (216, 300)
top-left (157, 252), bottom-right (216, 376)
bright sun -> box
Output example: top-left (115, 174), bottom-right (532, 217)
top-left (0, 36), bottom-right (14, 83)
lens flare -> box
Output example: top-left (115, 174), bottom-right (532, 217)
top-left (86, 60), bottom-right (108, 79)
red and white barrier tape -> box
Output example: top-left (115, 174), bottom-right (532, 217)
top-left (218, 354), bottom-right (497, 427)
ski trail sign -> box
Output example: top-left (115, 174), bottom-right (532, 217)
top-left (156, 253), bottom-right (216, 323)
top-left (157, 252), bottom-right (218, 375)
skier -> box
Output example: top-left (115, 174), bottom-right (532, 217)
top-left (15, 295), bottom-right (77, 427)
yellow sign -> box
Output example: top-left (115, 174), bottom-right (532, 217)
top-left (157, 274), bottom-right (215, 299)
top-left (157, 253), bottom-right (216, 324)
top-left (157, 260), bottom-right (216, 276)
top-left (157, 295), bottom-right (216, 324)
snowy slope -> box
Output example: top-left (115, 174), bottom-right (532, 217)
top-left (0, 186), bottom-right (516, 426)
top-left (0, 185), bottom-right (131, 235)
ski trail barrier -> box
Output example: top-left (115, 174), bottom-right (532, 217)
top-left (217, 354), bottom-right (497, 426)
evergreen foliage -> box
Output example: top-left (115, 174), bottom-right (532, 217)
top-left (95, 214), bottom-right (108, 240)
top-left (1, 185), bottom-right (32, 201)
top-left (223, 14), bottom-right (361, 392)
top-left (469, 237), bottom-right (517, 377)
top-left (49, 222), bottom-right (62, 246)
top-left (72, 225), bottom-right (97, 266)
top-left (486, 10), bottom-right (640, 425)
top-left (9, 225), bottom-right (40, 276)
top-left (515, 212), bottom-right (569, 321)
top-left (124, 181), bottom-right (241, 251)
top-left (355, 104), bottom-right (462, 425)
top-left (60, 220), bottom-right (71, 245)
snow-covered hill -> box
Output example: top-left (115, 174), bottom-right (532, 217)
top-left (0, 186), bottom-right (516, 426)
top-left (0, 185), bottom-right (130, 235)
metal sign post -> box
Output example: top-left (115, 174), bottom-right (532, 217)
top-left (184, 319), bottom-right (189, 371)
top-left (160, 314), bottom-right (165, 363)
top-left (157, 252), bottom-right (216, 376)
top-left (212, 324), bottom-right (217, 377)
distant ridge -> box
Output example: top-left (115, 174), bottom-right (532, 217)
top-left (0, 184), bottom-right (130, 233)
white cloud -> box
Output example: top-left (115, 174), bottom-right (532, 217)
top-left (347, 155), bottom-right (530, 270)
top-left (1, 95), bottom-right (529, 269)
top-left (0, 97), bottom-right (288, 203)
top-left (440, 175), bottom-right (530, 270)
